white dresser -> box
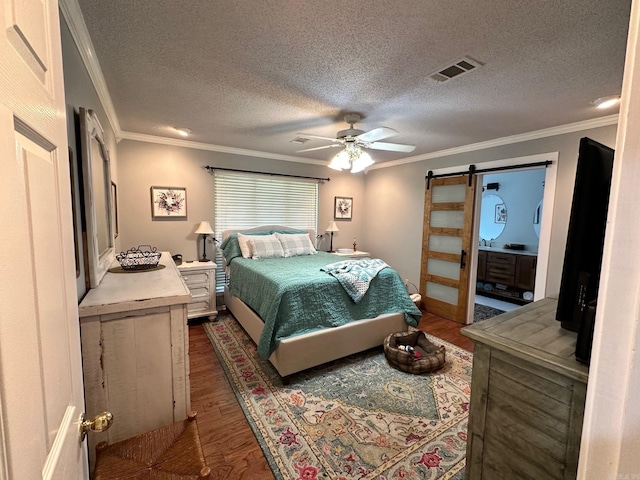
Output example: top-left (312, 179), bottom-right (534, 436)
top-left (177, 261), bottom-right (218, 321)
top-left (78, 252), bottom-right (191, 468)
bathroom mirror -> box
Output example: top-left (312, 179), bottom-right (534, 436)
top-left (533, 199), bottom-right (543, 238)
top-left (80, 108), bottom-right (114, 288)
top-left (479, 193), bottom-right (507, 242)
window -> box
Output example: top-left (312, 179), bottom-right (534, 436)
top-left (213, 171), bottom-right (318, 289)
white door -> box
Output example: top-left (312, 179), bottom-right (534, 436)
top-left (0, 0), bottom-right (87, 478)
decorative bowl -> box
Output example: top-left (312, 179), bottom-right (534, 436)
top-left (116, 245), bottom-right (161, 271)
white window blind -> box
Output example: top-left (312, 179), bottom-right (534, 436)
top-left (213, 171), bottom-right (318, 288)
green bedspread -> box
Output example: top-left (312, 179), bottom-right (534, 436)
top-left (228, 252), bottom-right (422, 359)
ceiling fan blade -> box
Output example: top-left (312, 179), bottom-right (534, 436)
top-left (367, 141), bottom-right (416, 153)
top-left (356, 127), bottom-right (398, 143)
top-left (297, 133), bottom-right (340, 142)
top-left (296, 144), bottom-right (340, 153)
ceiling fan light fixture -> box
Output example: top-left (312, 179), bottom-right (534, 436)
top-left (328, 149), bottom-right (351, 171)
top-left (328, 147), bottom-right (374, 173)
top-left (350, 150), bottom-right (374, 173)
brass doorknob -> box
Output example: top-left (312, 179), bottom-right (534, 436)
top-left (80, 412), bottom-right (113, 441)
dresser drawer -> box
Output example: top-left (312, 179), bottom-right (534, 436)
top-left (181, 271), bottom-right (212, 286)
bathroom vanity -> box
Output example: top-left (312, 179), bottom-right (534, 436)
top-left (477, 247), bottom-right (537, 303)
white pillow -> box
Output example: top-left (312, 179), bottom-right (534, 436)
top-left (275, 233), bottom-right (317, 257)
top-left (236, 233), bottom-right (254, 258)
top-left (248, 234), bottom-right (285, 259)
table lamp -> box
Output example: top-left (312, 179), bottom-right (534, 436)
top-left (326, 221), bottom-right (339, 252)
top-left (194, 221), bottom-right (215, 261)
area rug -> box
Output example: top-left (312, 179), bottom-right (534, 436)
top-left (204, 315), bottom-right (472, 480)
top-left (473, 304), bottom-right (505, 323)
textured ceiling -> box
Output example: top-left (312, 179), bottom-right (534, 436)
top-left (75, 0), bottom-right (631, 166)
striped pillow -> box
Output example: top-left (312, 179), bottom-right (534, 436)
top-left (248, 235), bottom-right (285, 259)
top-left (275, 233), bottom-right (316, 257)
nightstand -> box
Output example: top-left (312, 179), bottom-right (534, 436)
top-left (332, 250), bottom-right (370, 258)
top-left (177, 261), bottom-right (217, 321)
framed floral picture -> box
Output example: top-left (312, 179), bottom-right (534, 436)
top-left (334, 196), bottom-right (353, 220)
top-left (151, 186), bottom-right (187, 219)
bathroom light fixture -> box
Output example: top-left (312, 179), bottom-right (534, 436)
top-left (591, 95), bottom-right (621, 109)
top-left (328, 143), bottom-right (374, 173)
top-left (194, 221), bottom-right (215, 261)
top-left (325, 221), bottom-right (339, 252)
top-left (174, 127), bottom-right (192, 137)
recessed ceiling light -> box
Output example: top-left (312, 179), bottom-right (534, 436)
top-left (174, 127), bottom-right (192, 137)
top-left (591, 95), bottom-right (621, 109)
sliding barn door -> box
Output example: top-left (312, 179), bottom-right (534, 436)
top-left (420, 175), bottom-right (477, 323)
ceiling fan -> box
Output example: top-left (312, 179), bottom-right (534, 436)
top-left (297, 113), bottom-right (416, 155)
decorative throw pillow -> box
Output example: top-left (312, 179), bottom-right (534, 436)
top-left (236, 233), bottom-right (254, 258)
top-left (275, 233), bottom-right (317, 257)
top-left (248, 235), bottom-right (285, 259)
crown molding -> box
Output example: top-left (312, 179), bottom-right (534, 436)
top-left (119, 131), bottom-right (327, 165)
top-left (59, 0), bottom-right (122, 138)
top-left (370, 114), bottom-right (619, 170)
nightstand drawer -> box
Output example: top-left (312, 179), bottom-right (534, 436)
top-left (181, 271), bottom-right (212, 286)
top-left (188, 285), bottom-right (210, 299)
top-left (187, 300), bottom-right (211, 315)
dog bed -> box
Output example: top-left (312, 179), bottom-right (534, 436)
top-left (383, 330), bottom-right (446, 374)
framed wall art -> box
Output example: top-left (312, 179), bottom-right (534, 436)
top-left (334, 196), bottom-right (353, 220)
top-left (495, 203), bottom-right (507, 224)
top-left (151, 186), bottom-right (187, 219)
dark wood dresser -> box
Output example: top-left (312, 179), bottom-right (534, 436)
top-left (461, 298), bottom-right (589, 480)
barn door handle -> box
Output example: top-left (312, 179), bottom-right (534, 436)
top-left (460, 250), bottom-right (467, 269)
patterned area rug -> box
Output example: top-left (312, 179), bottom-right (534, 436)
top-left (204, 315), bottom-right (472, 480)
top-left (473, 304), bottom-right (505, 323)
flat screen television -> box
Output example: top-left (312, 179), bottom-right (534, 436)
top-left (556, 137), bottom-right (614, 360)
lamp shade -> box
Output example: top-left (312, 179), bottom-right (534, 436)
top-left (194, 221), bottom-right (214, 235)
top-left (326, 221), bottom-right (340, 232)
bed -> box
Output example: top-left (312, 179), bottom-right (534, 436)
top-left (221, 225), bottom-right (422, 379)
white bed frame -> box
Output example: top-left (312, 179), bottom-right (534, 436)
top-left (222, 226), bottom-right (409, 379)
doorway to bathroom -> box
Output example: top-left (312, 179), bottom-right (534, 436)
top-left (475, 167), bottom-right (546, 320)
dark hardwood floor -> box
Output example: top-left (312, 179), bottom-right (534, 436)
top-left (189, 310), bottom-right (473, 478)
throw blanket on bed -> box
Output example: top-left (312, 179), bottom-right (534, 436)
top-left (321, 258), bottom-right (389, 303)
top-left (227, 252), bottom-right (422, 359)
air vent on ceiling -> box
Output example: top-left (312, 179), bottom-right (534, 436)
top-left (429, 56), bottom-right (484, 83)
top-left (290, 136), bottom-right (309, 144)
